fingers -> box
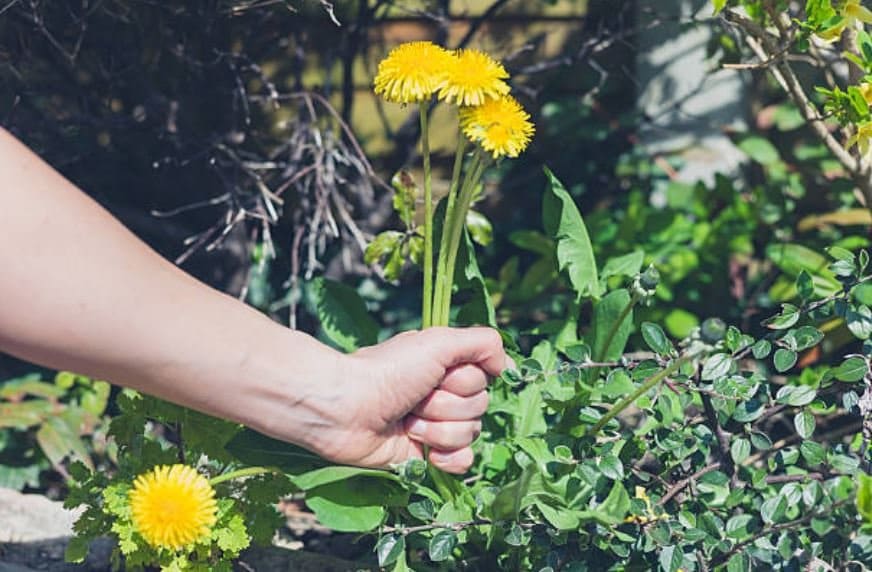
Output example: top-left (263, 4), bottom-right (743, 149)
top-left (419, 327), bottom-right (509, 378)
top-left (428, 447), bottom-right (474, 474)
top-left (405, 416), bottom-right (482, 451)
top-left (413, 389), bottom-right (488, 420)
top-left (441, 364), bottom-right (489, 396)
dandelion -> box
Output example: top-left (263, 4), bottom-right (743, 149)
top-left (129, 464), bottom-right (217, 550)
top-left (373, 41), bottom-right (454, 104)
top-left (439, 49), bottom-right (511, 107)
top-left (459, 95), bottom-right (535, 159)
top-left (817, 0), bottom-right (872, 42)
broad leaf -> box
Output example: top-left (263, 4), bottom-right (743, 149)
top-left (542, 167), bottom-right (600, 299)
top-left (311, 277), bottom-right (378, 352)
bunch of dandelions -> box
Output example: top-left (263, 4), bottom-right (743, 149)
top-left (373, 41), bottom-right (535, 329)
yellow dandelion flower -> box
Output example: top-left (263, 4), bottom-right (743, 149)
top-left (129, 464), bottom-right (217, 550)
top-left (459, 95), bottom-right (534, 159)
top-left (373, 41), bottom-right (454, 104)
top-left (817, 0), bottom-right (872, 42)
top-left (439, 49), bottom-right (511, 107)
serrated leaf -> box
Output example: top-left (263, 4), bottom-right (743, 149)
top-left (311, 277), bottom-right (378, 352)
top-left (542, 167), bottom-right (600, 299)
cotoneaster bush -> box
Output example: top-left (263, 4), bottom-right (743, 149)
top-left (64, 4), bottom-right (872, 571)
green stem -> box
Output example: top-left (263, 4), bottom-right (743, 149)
top-left (209, 466), bottom-right (274, 486)
top-left (594, 291), bottom-right (641, 363)
top-left (433, 135), bottom-right (467, 322)
top-left (585, 354), bottom-right (695, 437)
top-left (420, 103), bottom-right (434, 328)
top-left (434, 152), bottom-right (488, 326)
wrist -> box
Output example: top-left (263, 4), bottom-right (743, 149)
top-left (238, 326), bottom-right (354, 456)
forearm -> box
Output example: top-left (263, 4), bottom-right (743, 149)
top-left (0, 129), bottom-right (342, 444)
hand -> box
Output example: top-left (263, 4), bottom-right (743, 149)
top-left (304, 327), bottom-right (509, 474)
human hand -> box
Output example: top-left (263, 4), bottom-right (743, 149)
top-left (303, 327), bottom-right (509, 474)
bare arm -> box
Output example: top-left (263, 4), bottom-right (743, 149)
top-left (0, 129), bottom-right (508, 473)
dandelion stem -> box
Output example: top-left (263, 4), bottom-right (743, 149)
top-left (209, 466), bottom-right (274, 486)
top-left (420, 103), bottom-right (434, 328)
top-left (433, 134), bottom-right (467, 324)
top-left (435, 151), bottom-right (487, 325)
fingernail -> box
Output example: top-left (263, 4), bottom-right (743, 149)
top-left (407, 417), bottom-right (427, 439)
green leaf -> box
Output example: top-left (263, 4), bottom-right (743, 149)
top-left (846, 305), bottom-right (872, 340)
top-left (784, 326), bottom-right (824, 351)
top-left (602, 369), bottom-right (634, 398)
top-left (36, 415), bottom-right (93, 470)
top-left (304, 477), bottom-right (407, 532)
top-left (455, 229), bottom-right (497, 327)
top-left (214, 513), bottom-right (250, 554)
top-left (465, 210), bottom-right (492, 246)
top-left (391, 170), bottom-right (417, 227)
top-left (800, 441), bottom-right (826, 466)
top-left (765, 304), bottom-right (800, 330)
top-left (776, 385), bottom-right (816, 407)
top-left (428, 530), bottom-right (457, 562)
top-left (291, 465), bottom-right (400, 491)
top-left (712, 0), bottom-right (727, 14)
top-left (364, 231), bottom-right (403, 266)
top-left (738, 135), bottom-right (780, 166)
top-left (599, 455), bottom-right (624, 480)
top-left (376, 533), bottom-right (405, 567)
top-left (596, 481), bottom-right (631, 524)
top-left (773, 348), bottom-right (797, 372)
top-left (731, 438), bottom-right (751, 464)
top-left (834, 356), bottom-right (868, 382)
top-left (858, 473), bottom-right (872, 523)
top-left (65, 536), bottom-right (90, 563)
top-left (796, 270), bottom-right (814, 300)
top-left (601, 250), bottom-right (644, 280)
top-left (311, 278), bottom-right (378, 352)
top-left (589, 289), bottom-right (633, 361)
top-left (752, 339), bottom-right (772, 359)
top-left (853, 282), bottom-right (872, 305)
top-left (794, 410), bottom-right (815, 439)
top-left (725, 514), bottom-right (756, 539)
top-left (542, 167), bottom-right (600, 299)
top-left (659, 545), bottom-right (684, 572)
top-left (641, 322), bottom-right (672, 355)
top-left (489, 465), bottom-right (535, 521)
top-left (225, 429), bottom-right (328, 475)
top-left (760, 495), bottom-right (787, 525)
top-left (701, 353), bottom-right (732, 381)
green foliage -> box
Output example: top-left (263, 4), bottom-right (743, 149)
top-left (64, 167), bottom-right (870, 570)
top-left (0, 372), bottom-right (111, 489)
